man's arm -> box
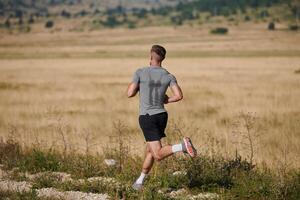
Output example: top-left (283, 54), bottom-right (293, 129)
top-left (127, 82), bottom-right (139, 98)
top-left (165, 84), bottom-right (183, 103)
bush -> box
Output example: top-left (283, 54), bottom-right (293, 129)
top-left (45, 20), bottom-right (54, 28)
top-left (260, 10), bottom-right (270, 18)
top-left (210, 27), bottom-right (228, 35)
top-left (18, 25), bottom-right (31, 33)
top-left (18, 17), bottom-right (23, 25)
top-left (28, 15), bottom-right (34, 24)
top-left (229, 170), bottom-right (275, 199)
top-left (268, 22), bottom-right (275, 30)
top-left (0, 139), bottom-right (21, 168)
top-left (4, 18), bottom-right (10, 28)
top-left (61, 10), bottom-right (71, 18)
top-left (289, 24), bottom-right (299, 31)
top-left (19, 149), bottom-right (60, 173)
top-left (101, 15), bottom-right (120, 28)
top-left (127, 21), bottom-right (136, 29)
top-left (0, 190), bottom-right (38, 200)
top-left (170, 15), bottom-right (183, 26)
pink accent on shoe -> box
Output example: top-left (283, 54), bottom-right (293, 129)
top-left (183, 137), bottom-right (197, 158)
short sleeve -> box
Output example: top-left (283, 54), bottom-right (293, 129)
top-left (132, 69), bottom-right (141, 83)
top-left (168, 74), bottom-right (177, 86)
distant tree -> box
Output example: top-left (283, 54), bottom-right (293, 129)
top-left (79, 10), bottom-right (87, 17)
top-left (45, 20), bottom-right (54, 28)
top-left (93, 9), bottom-right (101, 15)
top-left (4, 18), bottom-right (11, 28)
top-left (288, 0), bottom-right (300, 27)
top-left (244, 15), bottom-right (251, 21)
top-left (102, 15), bottom-right (119, 28)
top-left (289, 24), bottom-right (299, 31)
top-left (28, 14), bottom-right (34, 24)
top-left (15, 9), bottom-right (23, 18)
top-left (211, 27), bottom-right (229, 35)
top-left (18, 16), bottom-right (23, 25)
top-left (116, 5), bottom-right (124, 14)
top-left (260, 10), bottom-right (270, 18)
top-left (220, 7), bottom-right (231, 17)
top-left (151, 0), bottom-right (288, 19)
top-left (49, 0), bottom-right (55, 6)
top-left (61, 10), bottom-right (71, 18)
top-left (133, 8), bottom-right (147, 18)
top-left (181, 9), bottom-right (196, 20)
top-left (31, 0), bottom-right (36, 7)
top-left (150, 8), bottom-right (157, 15)
top-left (127, 21), bottom-right (136, 29)
top-left (268, 22), bottom-right (275, 30)
top-left (170, 15), bottom-right (183, 26)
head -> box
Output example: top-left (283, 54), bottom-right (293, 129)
top-left (150, 45), bottom-right (166, 66)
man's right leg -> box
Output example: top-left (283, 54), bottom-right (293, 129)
top-left (133, 144), bottom-right (154, 190)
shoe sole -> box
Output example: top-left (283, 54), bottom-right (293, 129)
top-left (183, 137), bottom-right (197, 158)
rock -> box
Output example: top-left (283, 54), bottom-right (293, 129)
top-left (104, 159), bottom-right (116, 166)
top-left (172, 170), bottom-right (187, 176)
top-left (0, 180), bottom-right (32, 193)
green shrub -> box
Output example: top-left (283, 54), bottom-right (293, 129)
top-left (45, 20), bottom-right (54, 28)
top-left (228, 170), bottom-right (275, 199)
top-left (32, 173), bottom-right (60, 189)
top-left (127, 21), bottom-right (136, 29)
top-left (28, 15), bottom-right (34, 24)
top-left (289, 24), bottom-right (299, 31)
top-left (0, 190), bottom-right (38, 200)
top-left (210, 27), bottom-right (228, 35)
top-left (268, 22), bottom-right (275, 30)
top-left (19, 149), bottom-right (60, 173)
top-left (244, 15), bottom-right (251, 21)
top-left (4, 18), bottom-right (10, 28)
top-left (59, 154), bottom-right (106, 178)
top-left (0, 138), bottom-right (21, 168)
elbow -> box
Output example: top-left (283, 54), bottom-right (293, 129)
top-left (127, 91), bottom-right (135, 98)
top-left (127, 93), bottom-right (133, 98)
top-left (178, 94), bottom-right (183, 101)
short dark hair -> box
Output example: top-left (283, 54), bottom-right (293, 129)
top-left (151, 45), bottom-right (166, 62)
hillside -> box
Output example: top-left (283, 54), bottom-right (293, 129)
top-left (0, 0), bottom-right (298, 33)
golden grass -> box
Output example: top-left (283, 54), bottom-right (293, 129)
top-left (0, 23), bottom-right (299, 168)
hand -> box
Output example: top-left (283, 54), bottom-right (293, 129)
top-left (163, 94), bottom-right (169, 104)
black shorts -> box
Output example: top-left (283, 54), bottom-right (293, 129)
top-left (139, 112), bottom-right (168, 142)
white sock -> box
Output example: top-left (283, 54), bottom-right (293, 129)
top-left (135, 172), bottom-right (147, 184)
top-left (172, 143), bottom-right (183, 153)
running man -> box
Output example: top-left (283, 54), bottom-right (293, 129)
top-left (127, 45), bottom-right (197, 191)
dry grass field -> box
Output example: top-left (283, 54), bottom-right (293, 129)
top-left (0, 22), bottom-right (299, 169)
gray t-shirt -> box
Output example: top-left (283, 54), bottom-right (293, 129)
top-left (132, 66), bottom-right (177, 115)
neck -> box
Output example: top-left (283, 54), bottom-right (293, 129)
top-left (150, 65), bottom-right (161, 67)
top-left (150, 62), bottom-right (162, 67)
